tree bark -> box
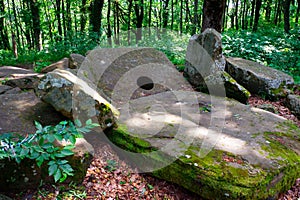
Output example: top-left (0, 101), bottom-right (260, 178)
top-left (201, 0), bottom-right (226, 32)
top-left (0, 0), bottom-right (10, 49)
top-left (252, 0), bottom-right (262, 31)
top-left (250, 0), bottom-right (255, 27)
top-left (162, 0), bottom-right (170, 29)
top-left (107, 0), bottom-right (112, 46)
top-left (80, 0), bottom-right (87, 31)
top-left (134, 0), bottom-right (144, 42)
top-left (90, 0), bottom-right (104, 35)
top-left (192, 0), bottom-right (199, 34)
top-left (296, 0), bottom-right (300, 26)
top-left (30, 0), bottom-right (41, 50)
top-left (283, 0), bottom-right (292, 33)
top-left (55, 0), bottom-right (63, 38)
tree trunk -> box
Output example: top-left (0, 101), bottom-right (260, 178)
top-left (235, 0), bottom-right (239, 30)
top-left (192, 0), bottom-right (199, 34)
top-left (250, 0), bottom-right (255, 27)
top-left (265, 0), bottom-right (272, 21)
top-left (11, 0), bottom-right (21, 48)
top-left (162, 0), bottom-right (170, 30)
top-left (252, 0), bottom-right (262, 31)
top-left (149, 0), bottom-right (152, 33)
top-left (296, 0), bottom-right (300, 26)
top-left (90, 0), bottom-right (104, 35)
top-left (134, 0), bottom-right (144, 42)
top-left (171, 0), bottom-right (174, 30)
top-left (55, 0), bottom-right (63, 38)
top-left (180, 0), bottom-right (183, 34)
top-left (274, 0), bottom-right (282, 25)
top-left (201, 0), bottom-right (226, 32)
top-left (80, 0), bottom-right (87, 31)
top-left (0, 0), bottom-right (10, 49)
top-left (62, 0), bottom-right (67, 38)
top-left (30, 0), bottom-right (41, 50)
top-left (107, 0), bottom-right (112, 46)
top-left (241, 0), bottom-right (246, 29)
top-left (66, 0), bottom-right (72, 34)
top-left (127, 0), bottom-right (133, 45)
top-left (283, 0), bottom-right (292, 33)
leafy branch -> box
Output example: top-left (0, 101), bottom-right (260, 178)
top-left (0, 119), bottom-right (99, 182)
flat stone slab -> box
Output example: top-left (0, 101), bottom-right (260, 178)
top-left (286, 94), bottom-right (300, 117)
top-left (106, 91), bottom-right (300, 199)
top-left (226, 57), bottom-right (294, 98)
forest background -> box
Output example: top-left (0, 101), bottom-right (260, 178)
top-left (0, 0), bottom-right (299, 83)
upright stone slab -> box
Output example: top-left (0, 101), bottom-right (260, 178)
top-left (184, 29), bottom-right (250, 103)
top-left (226, 57), bottom-right (294, 99)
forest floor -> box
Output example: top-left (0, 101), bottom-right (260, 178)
top-left (4, 89), bottom-right (300, 200)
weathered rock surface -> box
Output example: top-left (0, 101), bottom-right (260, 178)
top-left (226, 57), bottom-right (294, 99)
top-left (286, 94), bottom-right (300, 117)
top-left (69, 53), bottom-right (85, 69)
top-left (79, 47), bottom-right (194, 101)
top-left (106, 91), bottom-right (300, 200)
top-left (40, 57), bottom-right (69, 73)
top-left (184, 29), bottom-right (251, 103)
top-left (36, 69), bottom-right (118, 130)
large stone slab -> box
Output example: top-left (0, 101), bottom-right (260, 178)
top-left (226, 57), bottom-right (294, 99)
top-left (78, 47), bottom-right (194, 101)
top-left (184, 30), bottom-right (251, 103)
top-left (105, 91), bottom-right (300, 199)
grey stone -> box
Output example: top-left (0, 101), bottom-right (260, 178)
top-left (257, 104), bottom-right (278, 114)
top-left (226, 57), bottom-right (294, 99)
top-left (106, 91), bottom-right (300, 200)
top-left (5, 75), bottom-right (41, 90)
top-left (286, 94), bottom-right (300, 117)
top-left (79, 47), bottom-right (193, 102)
top-left (0, 85), bottom-right (12, 94)
top-left (36, 69), bottom-right (118, 130)
top-left (40, 58), bottom-right (69, 73)
top-left (184, 30), bottom-right (250, 103)
top-left (0, 66), bottom-right (35, 78)
top-left (4, 87), bottom-right (22, 94)
top-left (69, 53), bottom-right (85, 69)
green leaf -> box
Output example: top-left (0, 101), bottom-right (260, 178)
top-left (48, 163), bottom-right (58, 176)
top-left (54, 134), bottom-right (63, 141)
top-left (36, 155), bottom-right (44, 167)
top-left (34, 121), bottom-right (43, 132)
top-left (54, 168), bottom-right (62, 182)
top-left (69, 135), bottom-right (76, 144)
top-left (60, 149), bottom-right (74, 156)
top-left (74, 119), bottom-right (82, 127)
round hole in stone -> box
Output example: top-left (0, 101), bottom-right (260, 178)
top-left (137, 76), bottom-right (154, 90)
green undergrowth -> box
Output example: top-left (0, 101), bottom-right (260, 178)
top-left (223, 26), bottom-right (300, 84)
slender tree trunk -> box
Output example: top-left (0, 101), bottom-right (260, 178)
top-left (274, 0), bottom-right (282, 25)
top-left (127, 0), bottom-right (133, 45)
top-left (265, 0), bottom-right (272, 21)
top-left (252, 0), bottom-right (262, 31)
top-left (171, 0), bottom-right (174, 30)
top-left (235, 0), bottom-right (239, 30)
top-left (241, 0), bottom-right (246, 29)
top-left (250, 0), bottom-right (255, 27)
top-left (42, 0), bottom-right (53, 42)
top-left (148, 0), bottom-right (152, 32)
top-left (283, 0), bottom-right (292, 33)
top-left (62, 0), bottom-right (67, 38)
top-left (66, 0), bottom-right (72, 34)
top-left (223, 0), bottom-right (229, 30)
top-left (180, 0), bottom-right (183, 34)
top-left (162, 0), bottom-right (170, 30)
top-left (0, 0), bottom-right (10, 49)
top-left (12, 34), bottom-right (18, 58)
top-left (201, 0), bottom-right (226, 32)
top-left (296, 0), bottom-right (300, 26)
top-left (11, 0), bottom-right (21, 48)
top-left (192, 0), bottom-right (199, 34)
top-left (107, 0), bottom-right (112, 46)
top-left (55, 0), bottom-right (63, 38)
top-left (80, 0), bottom-right (87, 31)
